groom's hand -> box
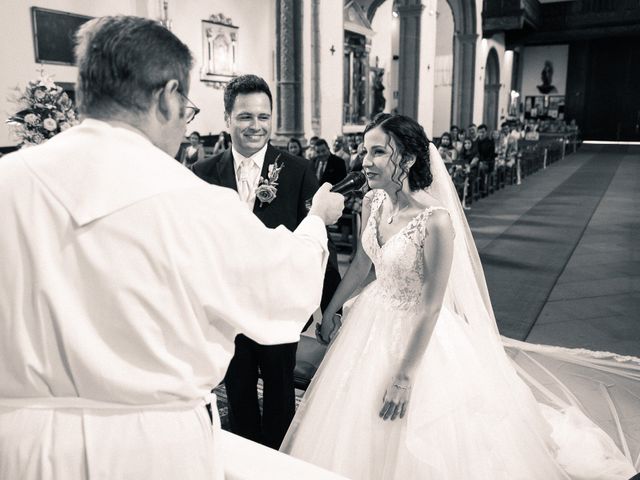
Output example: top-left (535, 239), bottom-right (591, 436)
top-left (308, 183), bottom-right (345, 225)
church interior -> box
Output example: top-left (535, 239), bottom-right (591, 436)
top-left (1, 0), bottom-right (639, 478)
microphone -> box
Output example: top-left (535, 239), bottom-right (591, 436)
top-left (329, 171), bottom-right (367, 195)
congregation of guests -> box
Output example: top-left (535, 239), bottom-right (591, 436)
top-left (434, 118), bottom-right (580, 209)
top-left (179, 116), bottom-right (579, 223)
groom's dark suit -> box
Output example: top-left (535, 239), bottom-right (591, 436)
top-left (192, 143), bottom-right (341, 449)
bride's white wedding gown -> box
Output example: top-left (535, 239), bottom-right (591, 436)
top-left (281, 190), bottom-right (638, 479)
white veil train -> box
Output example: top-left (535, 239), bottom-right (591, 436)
top-left (405, 143), bottom-right (640, 475)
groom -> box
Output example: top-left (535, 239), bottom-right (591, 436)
top-left (192, 75), bottom-right (341, 449)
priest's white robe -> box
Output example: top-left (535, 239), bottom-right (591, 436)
top-left (0, 119), bottom-right (329, 479)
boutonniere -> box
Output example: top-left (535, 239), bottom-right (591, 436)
top-left (255, 155), bottom-right (284, 206)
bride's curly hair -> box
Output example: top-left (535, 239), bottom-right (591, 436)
top-left (363, 113), bottom-right (433, 192)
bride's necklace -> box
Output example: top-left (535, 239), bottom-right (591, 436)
top-left (387, 203), bottom-right (409, 224)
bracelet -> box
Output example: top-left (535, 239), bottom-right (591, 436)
top-left (393, 383), bottom-right (410, 390)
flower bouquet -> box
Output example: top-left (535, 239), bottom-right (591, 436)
top-left (6, 74), bottom-right (78, 147)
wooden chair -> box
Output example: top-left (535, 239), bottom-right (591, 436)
top-left (293, 336), bottom-right (327, 390)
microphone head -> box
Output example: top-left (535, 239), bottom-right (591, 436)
top-left (330, 170), bottom-right (367, 194)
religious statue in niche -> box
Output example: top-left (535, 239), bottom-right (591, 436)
top-left (200, 14), bottom-right (238, 89)
top-left (537, 60), bottom-right (558, 94)
top-left (371, 69), bottom-right (386, 118)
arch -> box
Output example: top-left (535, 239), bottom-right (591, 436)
top-left (483, 47), bottom-right (500, 130)
top-left (366, 0), bottom-right (476, 125)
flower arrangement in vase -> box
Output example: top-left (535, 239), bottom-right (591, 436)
top-left (6, 73), bottom-right (78, 148)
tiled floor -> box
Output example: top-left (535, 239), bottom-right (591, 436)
top-left (526, 148), bottom-right (640, 355)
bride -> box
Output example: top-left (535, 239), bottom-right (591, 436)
top-left (281, 113), bottom-right (640, 479)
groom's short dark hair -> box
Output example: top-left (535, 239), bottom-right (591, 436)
top-left (224, 75), bottom-right (273, 114)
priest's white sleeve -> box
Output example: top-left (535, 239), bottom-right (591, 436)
top-left (182, 186), bottom-right (329, 345)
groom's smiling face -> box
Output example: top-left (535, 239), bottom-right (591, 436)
top-left (226, 92), bottom-right (272, 157)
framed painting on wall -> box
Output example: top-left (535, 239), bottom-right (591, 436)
top-left (31, 7), bottom-right (92, 65)
top-left (200, 14), bottom-right (238, 88)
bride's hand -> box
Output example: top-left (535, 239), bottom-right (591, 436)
top-left (379, 374), bottom-right (412, 421)
top-left (315, 313), bottom-right (342, 345)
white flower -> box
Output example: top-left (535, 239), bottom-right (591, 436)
top-left (42, 118), bottom-right (57, 131)
top-left (34, 89), bottom-right (46, 100)
top-left (24, 113), bottom-right (40, 125)
top-left (38, 76), bottom-right (57, 90)
top-left (31, 133), bottom-right (45, 144)
top-left (255, 184), bottom-right (278, 205)
top-left (255, 156), bottom-right (284, 206)
top-left (59, 122), bottom-right (71, 131)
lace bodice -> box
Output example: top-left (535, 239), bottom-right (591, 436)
top-left (362, 190), bottom-right (449, 310)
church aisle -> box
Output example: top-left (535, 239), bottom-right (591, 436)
top-left (467, 145), bottom-right (640, 356)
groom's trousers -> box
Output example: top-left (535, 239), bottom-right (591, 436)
top-left (224, 334), bottom-right (297, 449)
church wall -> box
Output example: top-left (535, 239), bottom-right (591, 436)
top-left (417, 5), bottom-right (438, 136)
top-left (319, 0), bottom-right (344, 143)
top-left (370, 0), bottom-right (395, 116)
top-left (0, 0), bottom-right (276, 147)
top-left (432, 0), bottom-right (455, 137)
top-left (302, 0), bottom-right (344, 144)
top-left (477, 34), bottom-right (511, 126)
top-left (520, 44), bottom-right (569, 97)
top-left (0, 0), bottom-right (137, 146)
top-left (172, 0), bottom-right (276, 139)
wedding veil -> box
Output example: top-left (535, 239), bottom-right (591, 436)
top-left (410, 143), bottom-right (640, 470)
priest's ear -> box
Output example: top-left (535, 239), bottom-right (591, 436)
top-left (156, 79), bottom-right (180, 122)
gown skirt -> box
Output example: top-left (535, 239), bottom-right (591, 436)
top-left (281, 279), bottom-right (636, 480)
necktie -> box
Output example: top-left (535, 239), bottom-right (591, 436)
top-left (238, 158), bottom-right (255, 206)
top-left (316, 159), bottom-right (327, 180)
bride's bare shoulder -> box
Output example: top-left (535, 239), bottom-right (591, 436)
top-left (411, 191), bottom-right (447, 212)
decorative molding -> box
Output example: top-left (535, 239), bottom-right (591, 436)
top-left (200, 15), bottom-right (238, 86)
top-left (207, 13), bottom-right (234, 26)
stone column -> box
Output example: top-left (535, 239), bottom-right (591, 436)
top-left (452, 33), bottom-right (477, 128)
top-left (310, 0), bottom-right (321, 136)
top-left (274, 0), bottom-right (304, 143)
top-left (396, 1), bottom-right (424, 120)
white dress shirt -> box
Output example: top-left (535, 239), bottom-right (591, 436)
top-left (232, 143), bottom-right (268, 209)
top-left (0, 119), bottom-right (328, 479)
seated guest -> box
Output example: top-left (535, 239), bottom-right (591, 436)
top-left (181, 130), bottom-right (205, 166)
top-left (287, 137), bottom-right (303, 158)
top-left (467, 123), bottom-right (478, 143)
top-left (312, 138), bottom-right (348, 186)
top-left (497, 122), bottom-right (517, 171)
top-left (460, 138), bottom-right (479, 170)
top-left (305, 136), bottom-right (319, 161)
top-left (437, 132), bottom-right (458, 163)
top-left (476, 124), bottom-right (496, 193)
top-left (332, 137), bottom-right (351, 171)
top-left (212, 130), bottom-right (231, 156)
top-left (449, 125), bottom-right (459, 146)
top-left (454, 129), bottom-right (466, 154)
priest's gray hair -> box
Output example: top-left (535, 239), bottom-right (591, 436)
top-left (74, 16), bottom-right (193, 118)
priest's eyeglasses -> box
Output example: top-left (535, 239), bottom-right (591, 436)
top-left (179, 91), bottom-right (200, 124)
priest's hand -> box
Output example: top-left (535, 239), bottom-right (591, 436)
top-left (308, 183), bottom-right (345, 225)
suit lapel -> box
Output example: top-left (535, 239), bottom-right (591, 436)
top-left (217, 149), bottom-right (238, 191)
